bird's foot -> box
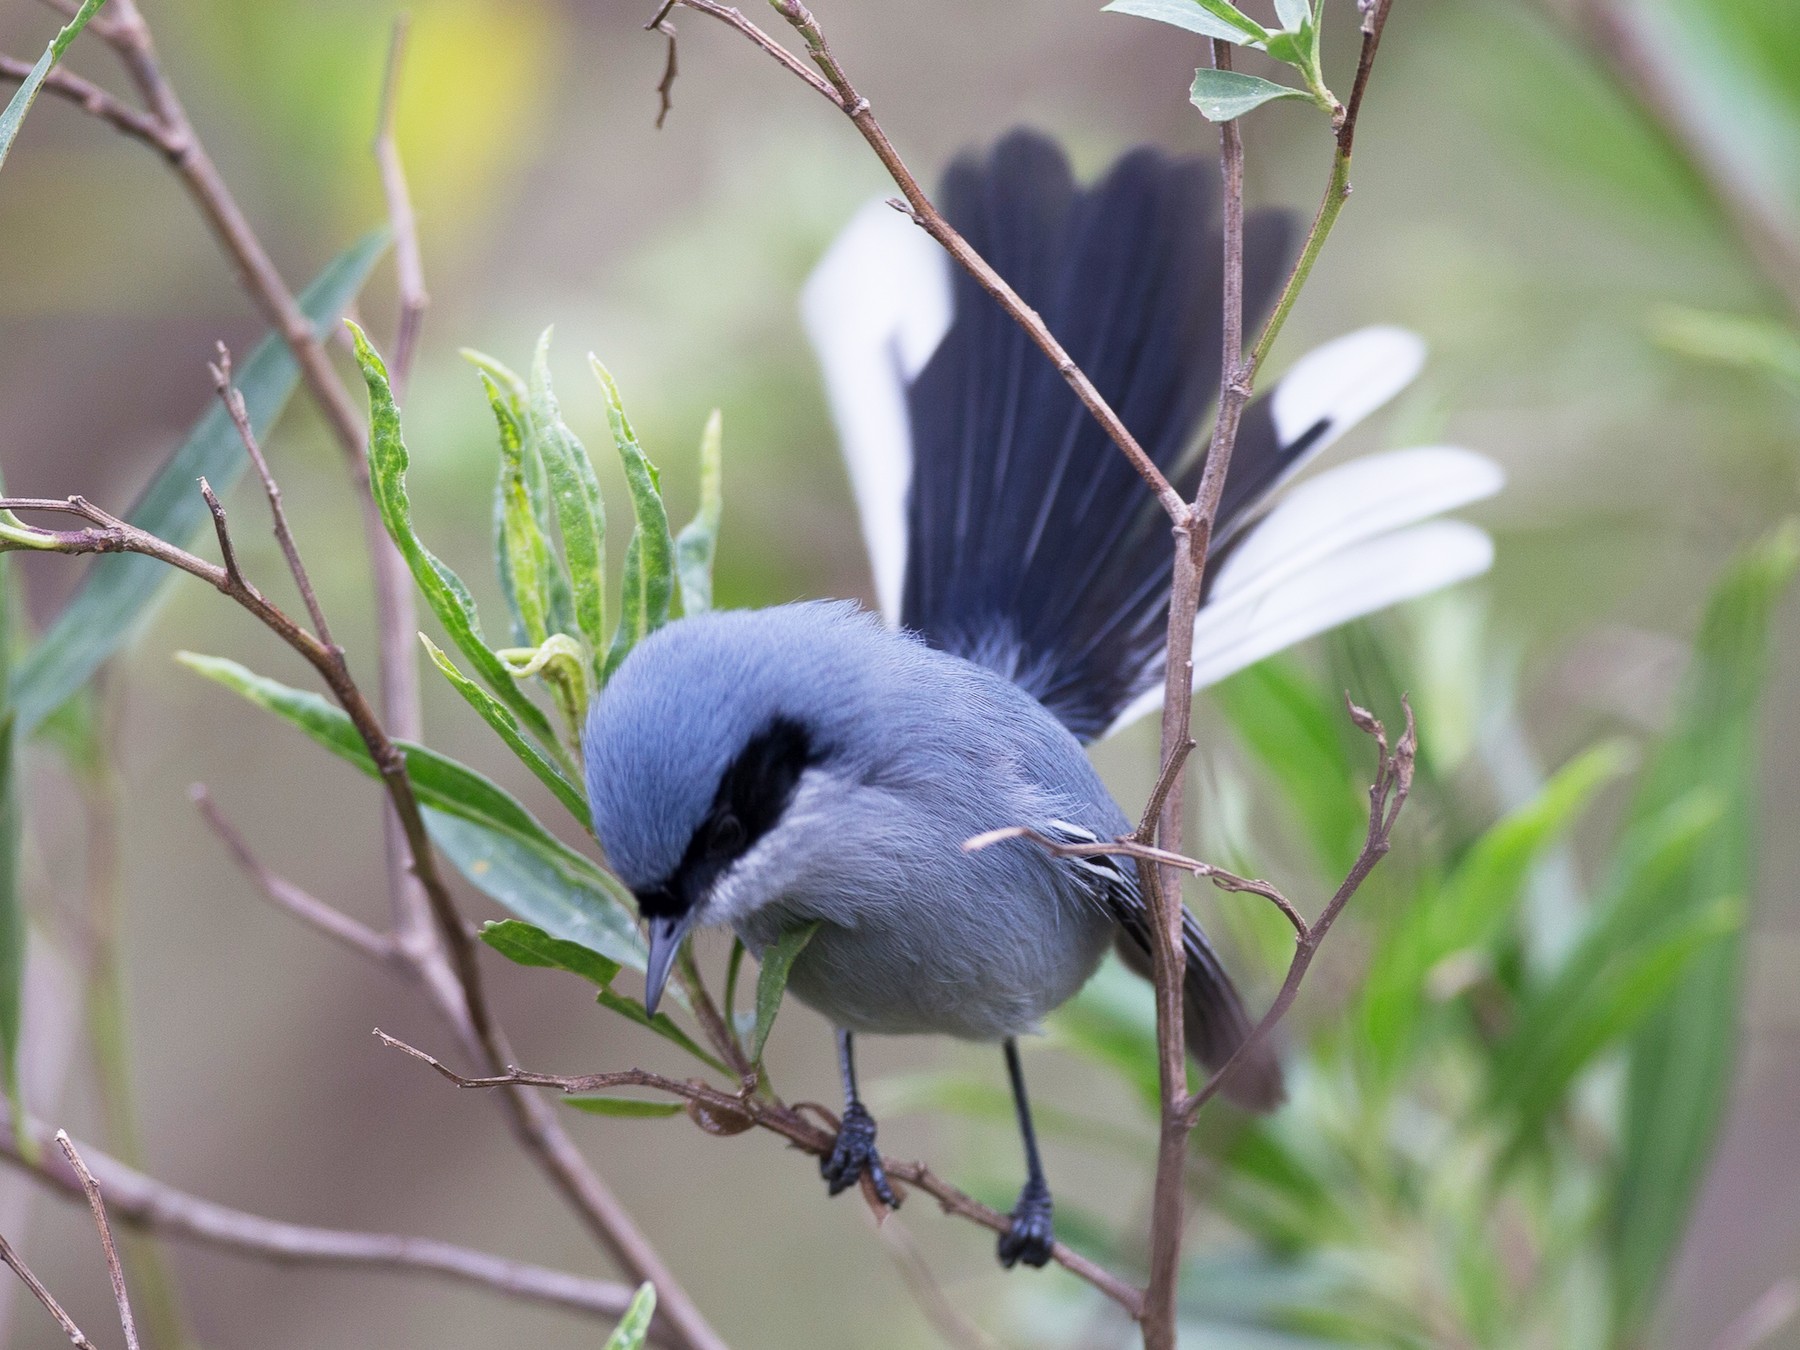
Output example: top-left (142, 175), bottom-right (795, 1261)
top-left (997, 1178), bottom-right (1054, 1269)
top-left (820, 1101), bottom-right (897, 1207)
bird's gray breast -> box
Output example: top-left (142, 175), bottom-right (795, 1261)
top-left (733, 823), bottom-right (1115, 1042)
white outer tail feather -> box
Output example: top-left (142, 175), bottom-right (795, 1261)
top-left (1101, 450), bottom-right (1503, 738)
top-left (800, 201), bottom-right (951, 623)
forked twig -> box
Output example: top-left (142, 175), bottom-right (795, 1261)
top-left (54, 1132), bottom-right (140, 1350)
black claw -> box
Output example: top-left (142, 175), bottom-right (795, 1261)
top-left (996, 1179), bottom-right (1054, 1269)
top-left (820, 1101), bottom-right (897, 1207)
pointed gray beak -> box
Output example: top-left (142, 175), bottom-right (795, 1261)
top-left (642, 913), bottom-right (691, 1018)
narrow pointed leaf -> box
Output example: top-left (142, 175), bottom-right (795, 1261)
top-left (1611, 524), bottom-right (1800, 1336)
top-left (747, 921), bottom-right (818, 1064)
top-left (349, 324), bottom-right (557, 747)
top-left (0, 0), bottom-right (109, 174)
top-left (420, 635), bottom-right (586, 823)
top-left (528, 333), bottom-right (608, 668)
top-left (604, 1284), bottom-right (657, 1350)
top-left (11, 233), bottom-right (387, 735)
top-left (564, 1096), bottom-right (683, 1119)
top-left (1190, 68), bottom-right (1307, 121)
top-left (675, 409), bottom-right (724, 617)
top-left (481, 373), bottom-right (551, 646)
top-left (176, 651), bottom-right (643, 970)
top-left (477, 920), bottom-right (717, 1069)
top-left (480, 918), bottom-right (620, 987)
top-left (593, 358), bottom-right (675, 677)
top-left (1102, 0), bottom-right (1266, 43)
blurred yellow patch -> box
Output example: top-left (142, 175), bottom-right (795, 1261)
top-left (168, 0), bottom-right (560, 246)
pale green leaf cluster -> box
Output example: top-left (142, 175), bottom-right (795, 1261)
top-left (1103, 0), bottom-right (1333, 122)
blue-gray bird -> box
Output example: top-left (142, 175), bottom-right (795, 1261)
top-left (584, 130), bottom-right (1501, 1268)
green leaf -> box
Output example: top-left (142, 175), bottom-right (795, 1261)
top-left (1273, 0), bottom-right (1310, 28)
top-left (675, 409), bottom-right (724, 617)
top-left (176, 652), bottom-right (643, 970)
top-left (1213, 657), bottom-right (1365, 877)
top-left (1650, 304), bottom-right (1800, 391)
top-left (348, 324), bottom-right (557, 748)
top-left (1354, 738), bottom-right (1634, 1082)
top-left (1190, 68), bottom-right (1308, 121)
top-left (465, 349), bottom-right (578, 647)
top-left (480, 917), bottom-right (620, 986)
top-left (420, 635), bottom-right (586, 822)
top-left (603, 1283), bottom-right (657, 1350)
top-left (1048, 957), bottom-right (1160, 1112)
top-left (482, 372), bottom-right (550, 647)
top-left (478, 919), bottom-right (720, 1071)
top-left (747, 922), bottom-right (818, 1064)
top-left (564, 1096), bottom-right (683, 1119)
top-left (528, 333), bottom-right (609, 672)
top-left (592, 358), bottom-right (675, 678)
top-left (10, 233), bottom-right (387, 736)
top-left (1610, 523), bottom-right (1800, 1337)
top-left (1493, 897), bottom-right (1742, 1162)
top-left (0, 0), bottom-right (109, 175)
top-left (428, 814), bottom-right (643, 970)
top-left (1102, 0), bottom-right (1266, 44)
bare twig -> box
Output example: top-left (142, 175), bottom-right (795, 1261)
top-left (190, 784), bottom-right (401, 969)
top-left (210, 345), bottom-right (337, 649)
top-left (663, 0), bottom-right (1184, 520)
top-left (53, 1132), bottom-right (139, 1350)
top-left (1179, 699), bottom-right (1414, 1128)
top-left (0, 54), bottom-right (174, 152)
top-left (0, 1233), bottom-right (98, 1350)
top-left (965, 826), bottom-right (1308, 941)
top-left (374, 15), bottom-right (429, 391)
top-left (375, 1030), bottom-right (1146, 1318)
top-left (645, 7), bottom-right (680, 129)
top-left (0, 1118), bottom-right (649, 1329)
top-left (0, 491), bottom-right (723, 1350)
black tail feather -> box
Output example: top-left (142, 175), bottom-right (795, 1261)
top-left (900, 129), bottom-right (1299, 741)
top-left (1111, 905), bottom-right (1285, 1112)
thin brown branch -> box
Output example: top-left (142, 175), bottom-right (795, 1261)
top-left (197, 477), bottom-right (246, 594)
top-left (210, 344), bottom-right (336, 649)
top-left (1179, 699), bottom-right (1414, 1128)
top-left (646, 8), bottom-right (680, 129)
top-left (53, 1132), bottom-right (139, 1350)
top-left (375, 1030), bottom-right (1146, 1318)
top-left (0, 1232), bottom-right (98, 1350)
top-left (189, 784), bottom-right (401, 969)
top-left (965, 827), bottom-right (1309, 942)
top-left (665, 0), bottom-right (1184, 521)
top-left (0, 492), bottom-right (723, 1350)
top-left (374, 15), bottom-right (429, 392)
top-left (0, 1118), bottom-right (648, 1330)
top-left (0, 54), bottom-right (174, 152)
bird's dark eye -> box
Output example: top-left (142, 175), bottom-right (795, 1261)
top-left (708, 812), bottom-right (745, 856)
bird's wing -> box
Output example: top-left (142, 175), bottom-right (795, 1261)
top-left (1044, 819), bottom-right (1283, 1110)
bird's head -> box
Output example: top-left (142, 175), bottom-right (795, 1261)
top-left (583, 604), bottom-right (867, 1013)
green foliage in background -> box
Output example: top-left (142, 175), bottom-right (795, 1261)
top-left (898, 526), bottom-right (1791, 1350)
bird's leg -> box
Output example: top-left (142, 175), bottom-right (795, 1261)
top-left (819, 1028), bottom-right (897, 1207)
top-left (996, 1036), bottom-right (1055, 1269)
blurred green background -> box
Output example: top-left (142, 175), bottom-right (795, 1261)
top-left (1, 0), bottom-right (1796, 1346)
